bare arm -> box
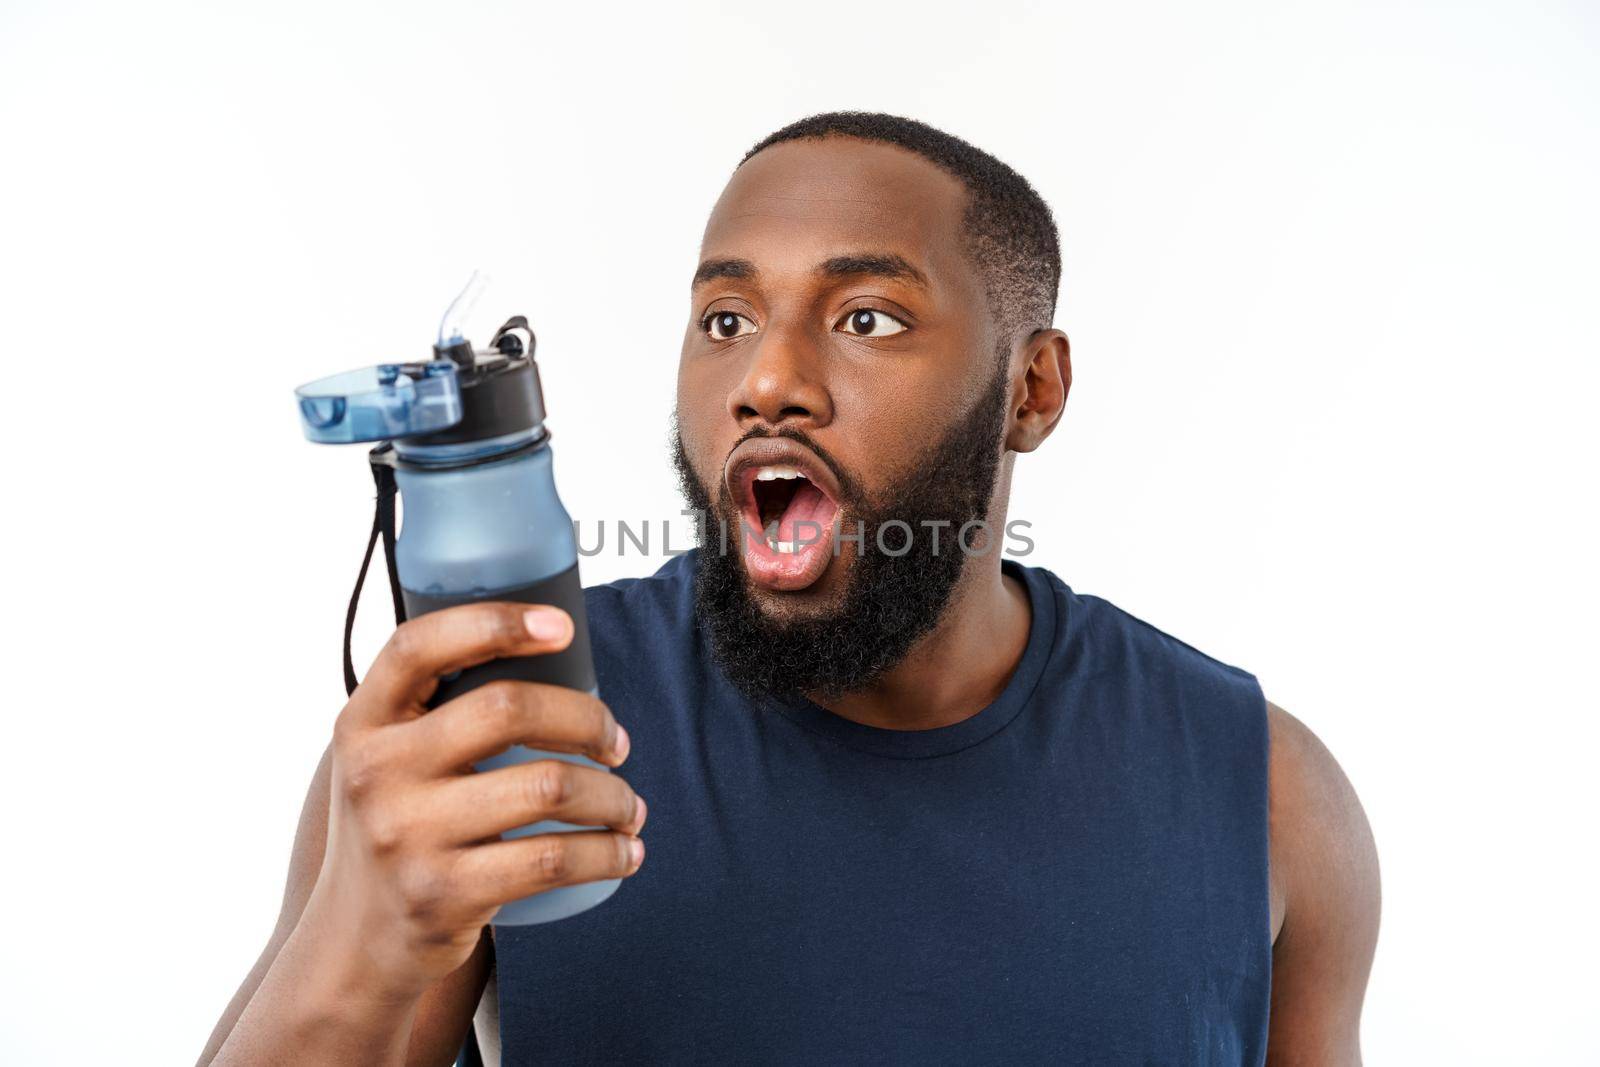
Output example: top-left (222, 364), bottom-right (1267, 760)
top-left (194, 745), bottom-right (490, 1067)
top-left (195, 602), bottom-right (647, 1067)
top-left (1265, 701), bottom-right (1382, 1066)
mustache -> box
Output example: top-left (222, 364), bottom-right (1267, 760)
top-left (722, 425), bottom-right (863, 505)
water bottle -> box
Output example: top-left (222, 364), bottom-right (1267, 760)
top-left (293, 280), bottom-right (619, 925)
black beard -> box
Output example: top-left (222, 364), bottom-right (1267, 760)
top-left (671, 356), bottom-right (1011, 702)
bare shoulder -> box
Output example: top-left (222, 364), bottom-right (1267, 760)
top-left (1264, 700), bottom-right (1381, 1065)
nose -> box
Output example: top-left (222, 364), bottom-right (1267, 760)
top-left (726, 325), bottom-right (834, 431)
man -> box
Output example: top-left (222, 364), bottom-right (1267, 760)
top-left (201, 112), bottom-right (1379, 1065)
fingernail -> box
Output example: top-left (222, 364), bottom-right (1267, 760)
top-left (523, 608), bottom-right (569, 642)
top-left (633, 794), bottom-right (648, 830)
top-left (629, 837), bottom-right (645, 868)
top-left (614, 724), bottom-right (631, 762)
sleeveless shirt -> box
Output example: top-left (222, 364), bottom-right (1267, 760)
top-left (492, 551), bottom-right (1271, 1064)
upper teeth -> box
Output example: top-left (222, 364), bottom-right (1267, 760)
top-left (755, 465), bottom-right (805, 481)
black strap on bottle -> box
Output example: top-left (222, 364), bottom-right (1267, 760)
top-left (338, 445), bottom-right (493, 1067)
top-left (343, 443), bottom-right (406, 696)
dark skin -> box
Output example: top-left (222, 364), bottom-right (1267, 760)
top-left (200, 136), bottom-right (1380, 1066)
top-left (676, 138), bottom-right (1041, 729)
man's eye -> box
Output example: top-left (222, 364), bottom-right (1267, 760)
top-left (703, 311), bottom-right (757, 340)
top-left (837, 308), bottom-right (908, 338)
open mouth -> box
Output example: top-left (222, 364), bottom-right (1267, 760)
top-left (727, 441), bottom-right (843, 592)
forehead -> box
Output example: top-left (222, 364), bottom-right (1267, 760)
top-left (699, 137), bottom-right (973, 288)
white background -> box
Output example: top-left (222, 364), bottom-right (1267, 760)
top-left (2, 1), bottom-right (1596, 1062)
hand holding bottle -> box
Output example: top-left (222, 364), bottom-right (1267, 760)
top-left (300, 600), bottom-right (646, 1005)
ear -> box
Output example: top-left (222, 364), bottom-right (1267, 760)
top-left (1005, 329), bottom-right (1071, 453)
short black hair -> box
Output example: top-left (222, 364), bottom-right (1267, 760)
top-left (739, 111), bottom-right (1061, 344)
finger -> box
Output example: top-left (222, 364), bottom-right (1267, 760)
top-left (403, 680), bottom-right (627, 773)
top-left (454, 829), bottom-right (645, 910)
top-left (353, 602), bottom-right (574, 720)
top-left (423, 759), bottom-right (647, 844)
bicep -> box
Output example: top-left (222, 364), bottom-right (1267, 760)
top-left (195, 743), bottom-right (489, 1067)
top-left (1265, 702), bottom-right (1381, 1066)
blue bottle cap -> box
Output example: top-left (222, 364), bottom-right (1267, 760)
top-left (295, 360), bottom-right (464, 443)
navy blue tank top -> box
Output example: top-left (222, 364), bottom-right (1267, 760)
top-left (493, 551), bottom-right (1271, 1064)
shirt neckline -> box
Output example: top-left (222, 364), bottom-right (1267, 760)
top-left (757, 558), bottom-right (1059, 759)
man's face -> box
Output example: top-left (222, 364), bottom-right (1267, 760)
top-left (672, 136), bottom-right (1017, 697)
top-left (675, 137), bottom-right (1004, 594)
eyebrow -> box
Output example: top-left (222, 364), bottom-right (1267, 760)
top-left (690, 251), bottom-right (931, 291)
top-left (692, 257), bottom-right (756, 287)
top-left (818, 252), bottom-right (930, 291)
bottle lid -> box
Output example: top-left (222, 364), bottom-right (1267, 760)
top-left (295, 360), bottom-right (463, 443)
top-left (401, 350), bottom-right (547, 448)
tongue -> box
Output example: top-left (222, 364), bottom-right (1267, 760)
top-left (773, 482), bottom-right (837, 546)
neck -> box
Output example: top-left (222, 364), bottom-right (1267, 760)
top-left (809, 535), bottom-right (1032, 732)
